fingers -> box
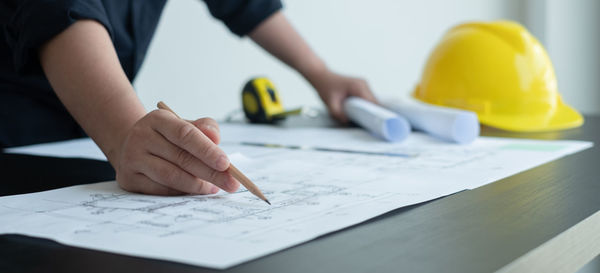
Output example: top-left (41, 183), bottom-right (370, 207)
top-left (349, 78), bottom-right (377, 103)
top-left (145, 133), bottom-right (240, 193)
top-left (115, 111), bottom-right (238, 196)
top-left (150, 110), bottom-right (230, 171)
top-left (117, 173), bottom-right (186, 196)
top-left (321, 76), bottom-right (378, 124)
top-left (137, 154), bottom-right (221, 194)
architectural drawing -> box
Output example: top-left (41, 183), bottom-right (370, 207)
top-left (0, 134), bottom-right (592, 269)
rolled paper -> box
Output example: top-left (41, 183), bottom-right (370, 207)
top-left (343, 97), bottom-right (411, 142)
top-left (383, 98), bottom-right (479, 144)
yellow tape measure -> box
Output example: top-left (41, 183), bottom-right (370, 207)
top-left (242, 77), bottom-right (302, 123)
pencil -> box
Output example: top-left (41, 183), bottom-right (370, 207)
top-left (157, 101), bottom-right (271, 205)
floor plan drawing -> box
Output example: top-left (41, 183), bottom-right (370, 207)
top-left (0, 130), bottom-right (592, 269)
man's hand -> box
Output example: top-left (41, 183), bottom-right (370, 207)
top-left (308, 70), bottom-right (377, 123)
top-left (116, 111), bottom-right (240, 195)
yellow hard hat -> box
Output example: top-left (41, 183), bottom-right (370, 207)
top-left (413, 20), bottom-right (583, 132)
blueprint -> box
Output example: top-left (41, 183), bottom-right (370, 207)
top-left (0, 125), bottom-right (593, 269)
top-left (219, 124), bottom-right (592, 190)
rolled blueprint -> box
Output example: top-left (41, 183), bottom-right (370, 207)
top-left (343, 97), bottom-right (410, 142)
top-left (383, 98), bottom-right (479, 144)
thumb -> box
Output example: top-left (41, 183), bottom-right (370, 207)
top-left (328, 93), bottom-right (349, 124)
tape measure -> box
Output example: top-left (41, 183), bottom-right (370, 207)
top-left (242, 77), bottom-right (302, 123)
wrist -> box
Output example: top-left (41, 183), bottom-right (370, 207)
top-left (100, 108), bottom-right (146, 171)
top-left (104, 126), bottom-right (130, 170)
top-left (298, 57), bottom-right (329, 86)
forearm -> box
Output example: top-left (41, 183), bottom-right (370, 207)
top-left (249, 11), bottom-right (327, 83)
top-left (39, 20), bottom-right (146, 167)
top-left (249, 11), bottom-right (376, 122)
top-left (38, 20), bottom-right (238, 196)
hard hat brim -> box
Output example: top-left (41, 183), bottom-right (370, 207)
top-left (479, 102), bottom-right (584, 132)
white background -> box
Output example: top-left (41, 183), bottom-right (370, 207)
top-left (133, 0), bottom-right (599, 121)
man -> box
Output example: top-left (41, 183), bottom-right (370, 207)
top-left (1, 0), bottom-right (376, 195)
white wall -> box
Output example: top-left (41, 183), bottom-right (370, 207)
top-left (544, 0), bottom-right (600, 115)
top-left (134, 0), bottom-right (523, 120)
top-left (523, 0), bottom-right (600, 116)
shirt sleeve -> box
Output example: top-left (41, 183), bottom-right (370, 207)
top-left (4, 0), bottom-right (114, 73)
top-left (203, 0), bottom-right (283, 37)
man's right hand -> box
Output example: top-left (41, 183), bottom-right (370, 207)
top-left (115, 110), bottom-right (240, 195)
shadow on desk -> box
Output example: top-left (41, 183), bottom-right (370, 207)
top-left (0, 153), bottom-right (115, 196)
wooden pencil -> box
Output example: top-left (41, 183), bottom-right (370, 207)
top-left (157, 101), bottom-right (271, 205)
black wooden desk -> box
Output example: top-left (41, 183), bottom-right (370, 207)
top-left (1, 116), bottom-right (599, 273)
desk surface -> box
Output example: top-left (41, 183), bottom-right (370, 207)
top-left (1, 116), bottom-right (599, 273)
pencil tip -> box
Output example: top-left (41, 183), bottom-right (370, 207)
top-left (265, 200), bottom-right (271, 205)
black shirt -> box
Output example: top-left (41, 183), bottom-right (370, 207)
top-left (0, 0), bottom-right (282, 148)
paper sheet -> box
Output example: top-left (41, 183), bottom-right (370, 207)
top-left (0, 125), bottom-right (592, 268)
top-left (220, 124), bottom-right (593, 190)
top-left (4, 137), bottom-right (106, 161)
